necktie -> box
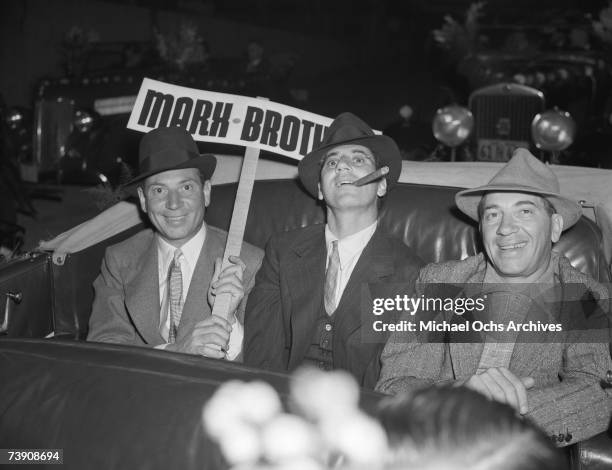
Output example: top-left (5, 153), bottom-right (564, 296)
top-left (324, 240), bottom-right (340, 315)
top-left (476, 291), bottom-right (531, 373)
top-left (167, 249), bottom-right (184, 344)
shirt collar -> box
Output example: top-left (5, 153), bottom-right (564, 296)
top-left (157, 223), bottom-right (207, 271)
top-left (484, 250), bottom-right (558, 286)
top-left (325, 220), bottom-right (377, 268)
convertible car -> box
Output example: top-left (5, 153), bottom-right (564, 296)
top-left (0, 156), bottom-right (611, 469)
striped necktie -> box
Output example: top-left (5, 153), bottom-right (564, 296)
top-left (324, 240), bottom-right (340, 315)
top-left (167, 249), bottom-right (184, 344)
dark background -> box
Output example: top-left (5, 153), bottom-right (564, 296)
top-left (1, 0), bottom-right (608, 127)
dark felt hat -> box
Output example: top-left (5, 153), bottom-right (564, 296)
top-left (297, 112), bottom-right (402, 197)
top-left (125, 127), bottom-right (216, 186)
top-left (455, 148), bottom-right (582, 229)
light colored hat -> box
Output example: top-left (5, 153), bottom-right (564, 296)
top-left (455, 148), bottom-right (582, 229)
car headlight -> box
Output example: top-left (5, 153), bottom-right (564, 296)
top-left (73, 109), bottom-right (97, 133)
top-left (432, 106), bottom-right (473, 147)
top-left (5, 107), bottom-right (27, 130)
top-left (531, 109), bottom-right (575, 151)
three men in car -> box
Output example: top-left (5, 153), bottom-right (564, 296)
top-left (89, 119), bottom-right (611, 446)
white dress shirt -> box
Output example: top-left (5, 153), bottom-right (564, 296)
top-left (156, 223), bottom-right (243, 359)
top-left (324, 221), bottom-right (377, 308)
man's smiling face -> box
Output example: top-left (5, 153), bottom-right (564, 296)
top-left (480, 192), bottom-right (563, 282)
top-left (138, 167), bottom-right (210, 248)
top-left (317, 144), bottom-right (386, 211)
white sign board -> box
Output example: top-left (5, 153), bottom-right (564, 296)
top-left (127, 78), bottom-right (335, 161)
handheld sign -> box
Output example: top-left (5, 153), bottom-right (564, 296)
top-left (127, 78), bottom-right (334, 161)
top-left (127, 78), bottom-right (381, 159)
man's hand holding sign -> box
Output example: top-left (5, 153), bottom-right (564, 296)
top-left (207, 144), bottom-right (259, 351)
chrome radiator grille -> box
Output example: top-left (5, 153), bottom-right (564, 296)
top-left (469, 83), bottom-right (545, 161)
top-left (471, 93), bottom-right (544, 142)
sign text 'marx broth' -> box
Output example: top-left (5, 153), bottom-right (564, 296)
top-left (240, 106), bottom-right (327, 155)
top-left (137, 89), bottom-right (328, 157)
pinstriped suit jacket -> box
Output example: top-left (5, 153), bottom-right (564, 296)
top-left (376, 252), bottom-right (612, 445)
top-left (243, 224), bottom-right (423, 389)
top-left (87, 224), bottom-right (263, 347)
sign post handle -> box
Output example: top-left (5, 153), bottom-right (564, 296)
top-left (211, 145), bottom-right (260, 322)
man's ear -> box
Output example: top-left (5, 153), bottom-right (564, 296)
top-left (203, 180), bottom-right (212, 207)
top-left (376, 178), bottom-right (388, 198)
top-left (137, 187), bottom-right (147, 213)
top-left (550, 213), bottom-right (563, 243)
top-left (317, 182), bottom-right (323, 200)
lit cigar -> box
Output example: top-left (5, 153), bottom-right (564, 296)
top-left (351, 166), bottom-right (389, 186)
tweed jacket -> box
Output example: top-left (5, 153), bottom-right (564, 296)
top-left (376, 252), bottom-right (612, 445)
top-left (87, 224), bottom-right (263, 348)
top-left (243, 223), bottom-right (423, 389)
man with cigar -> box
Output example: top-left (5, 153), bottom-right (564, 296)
top-left (377, 149), bottom-right (612, 444)
top-left (243, 112), bottom-right (422, 388)
top-left (88, 127), bottom-right (263, 359)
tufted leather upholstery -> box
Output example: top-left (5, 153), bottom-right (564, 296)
top-left (205, 179), bottom-right (610, 282)
top-left (0, 338), bottom-right (382, 470)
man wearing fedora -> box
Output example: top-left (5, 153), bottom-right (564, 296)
top-left (243, 112), bottom-right (422, 389)
top-left (88, 127), bottom-right (263, 359)
top-left (377, 148), bottom-right (612, 444)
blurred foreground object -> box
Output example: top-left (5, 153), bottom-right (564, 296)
top-left (203, 367), bottom-right (388, 469)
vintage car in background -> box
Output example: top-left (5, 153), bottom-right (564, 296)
top-left (4, 39), bottom-right (296, 189)
top-left (429, 6), bottom-right (612, 167)
top-left (430, 53), bottom-right (612, 166)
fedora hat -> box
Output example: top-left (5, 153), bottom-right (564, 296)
top-left (455, 148), bottom-right (582, 229)
top-left (125, 127), bottom-right (216, 186)
top-left (297, 112), bottom-right (402, 197)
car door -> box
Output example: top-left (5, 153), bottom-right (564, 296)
top-left (0, 253), bottom-right (53, 338)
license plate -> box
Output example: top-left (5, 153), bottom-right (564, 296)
top-left (477, 140), bottom-right (529, 162)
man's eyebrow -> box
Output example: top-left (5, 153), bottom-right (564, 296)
top-left (483, 200), bottom-right (539, 211)
top-left (146, 177), bottom-right (199, 188)
top-left (350, 148), bottom-right (373, 157)
top-left (321, 148), bottom-right (374, 165)
top-left (513, 200), bottom-right (538, 208)
top-left (482, 203), bottom-right (499, 212)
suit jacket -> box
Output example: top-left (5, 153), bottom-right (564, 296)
top-left (87, 224), bottom-right (263, 349)
top-left (376, 252), bottom-right (612, 445)
top-left (243, 224), bottom-right (423, 389)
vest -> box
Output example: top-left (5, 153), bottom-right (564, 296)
top-left (303, 312), bottom-right (335, 371)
